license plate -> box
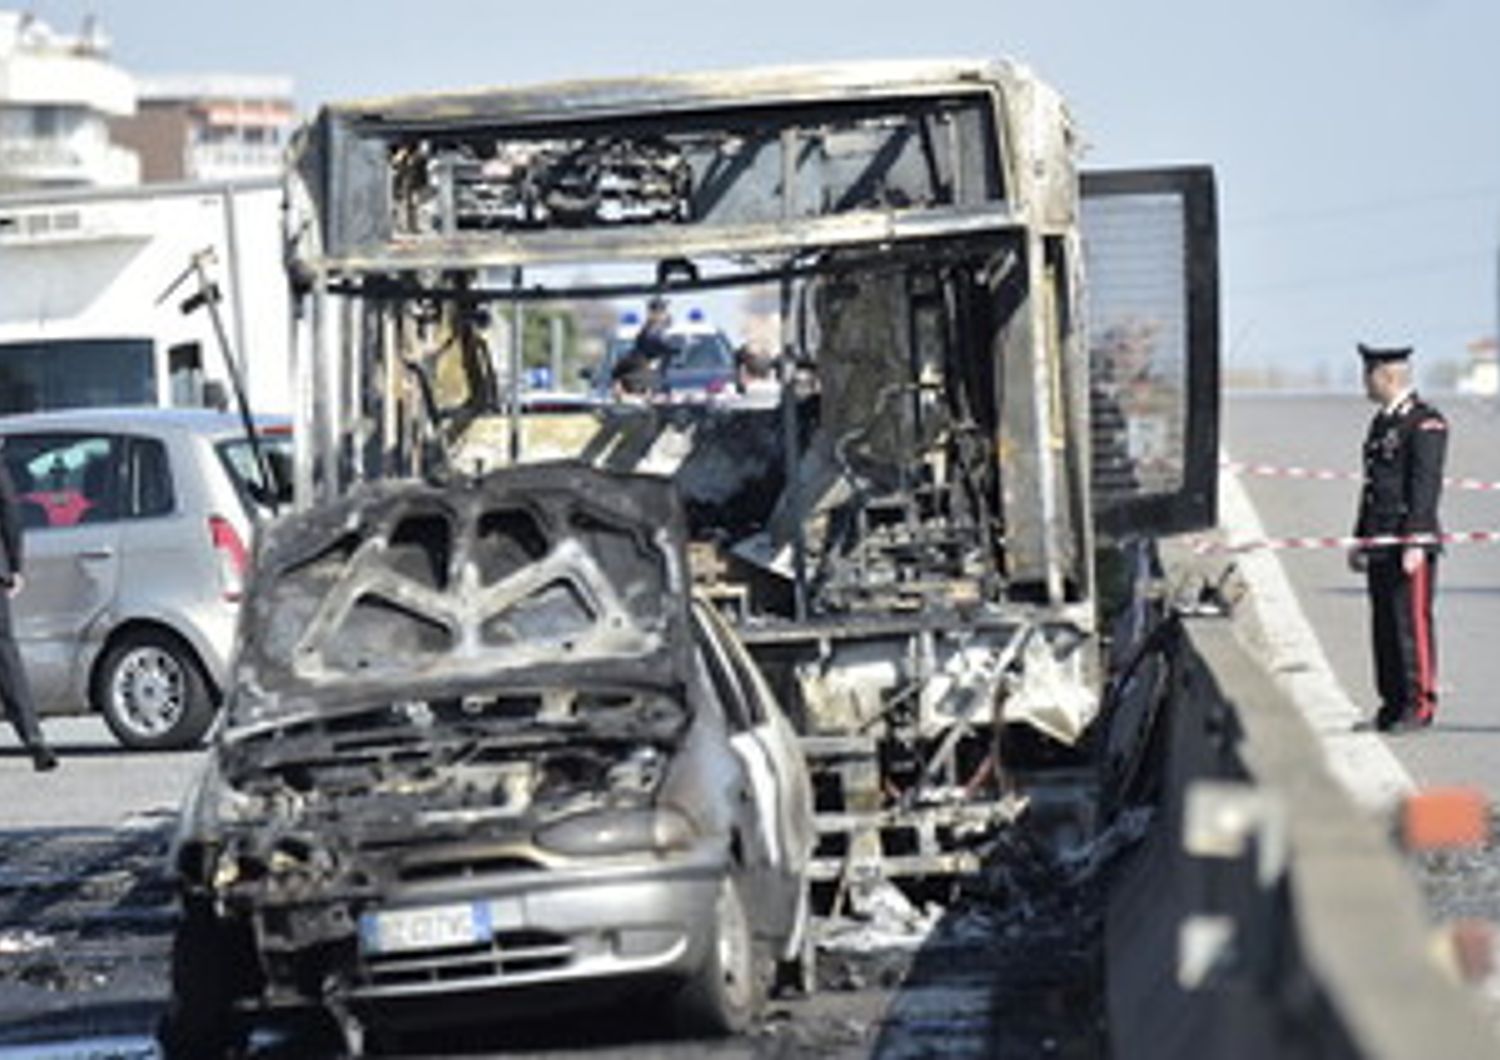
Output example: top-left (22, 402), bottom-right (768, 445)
top-left (360, 902), bottom-right (490, 955)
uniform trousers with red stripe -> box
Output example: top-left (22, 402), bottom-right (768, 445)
top-left (1366, 547), bottom-right (1438, 719)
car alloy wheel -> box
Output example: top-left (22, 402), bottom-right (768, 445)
top-left (96, 630), bottom-right (216, 750)
top-left (111, 645), bottom-right (185, 736)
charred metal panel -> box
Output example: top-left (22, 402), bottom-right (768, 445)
top-left (369, 97), bottom-right (992, 247)
top-left (1048, 234), bottom-right (1094, 603)
top-left (995, 240), bottom-right (1050, 588)
top-left (369, 97), bottom-right (998, 238)
top-left (814, 269), bottom-right (916, 480)
top-left (1000, 71), bottom-right (1078, 231)
top-left (331, 59), bottom-right (1012, 128)
top-left (292, 61), bottom-right (1019, 270)
top-left (232, 464), bottom-right (692, 722)
top-left (300, 111), bottom-right (390, 267)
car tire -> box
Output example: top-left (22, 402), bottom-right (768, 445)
top-left (156, 899), bottom-right (251, 1059)
top-left (671, 878), bottom-right (767, 1037)
top-left (94, 629), bottom-right (216, 750)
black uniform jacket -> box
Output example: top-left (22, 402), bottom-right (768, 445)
top-left (1354, 392), bottom-right (1448, 545)
top-left (632, 326), bottom-right (676, 365)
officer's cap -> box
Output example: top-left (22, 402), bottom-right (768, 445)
top-left (1357, 342), bottom-right (1413, 365)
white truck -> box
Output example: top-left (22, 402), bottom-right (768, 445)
top-left (0, 177), bottom-right (292, 415)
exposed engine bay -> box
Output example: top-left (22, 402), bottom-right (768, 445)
top-left (194, 688), bottom-right (686, 958)
top-left (210, 689), bottom-right (684, 878)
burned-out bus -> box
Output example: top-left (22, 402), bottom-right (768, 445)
top-left (278, 58), bottom-right (1218, 905)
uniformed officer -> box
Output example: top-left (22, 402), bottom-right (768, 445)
top-left (0, 458), bottom-right (57, 770)
top-left (1346, 342), bottom-right (1447, 733)
top-left (632, 296), bottom-right (676, 365)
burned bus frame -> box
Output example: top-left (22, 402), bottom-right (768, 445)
top-left (282, 59), bottom-right (1218, 905)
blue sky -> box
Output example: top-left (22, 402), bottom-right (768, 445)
top-left (29, 0), bottom-right (1500, 384)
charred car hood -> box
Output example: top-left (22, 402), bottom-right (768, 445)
top-left (228, 463), bottom-right (692, 728)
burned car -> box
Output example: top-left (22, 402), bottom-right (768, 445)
top-left (158, 463), bottom-right (815, 1056)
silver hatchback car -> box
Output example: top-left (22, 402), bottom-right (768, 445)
top-left (0, 408), bottom-right (291, 749)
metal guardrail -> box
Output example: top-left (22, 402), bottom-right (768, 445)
top-left (1108, 609), bottom-right (1497, 1059)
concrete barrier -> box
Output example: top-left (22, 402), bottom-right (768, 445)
top-left (1108, 614), bottom-right (1497, 1059)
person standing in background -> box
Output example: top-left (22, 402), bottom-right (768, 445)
top-left (632, 296), bottom-right (676, 365)
top-left (0, 455), bottom-right (56, 771)
top-left (1347, 343), bottom-right (1448, 734)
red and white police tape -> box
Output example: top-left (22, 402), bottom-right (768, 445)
top-left (1220, 460), bottom-right (1500, 494)
top-left (1194, 529), bottom-right (1500, 556)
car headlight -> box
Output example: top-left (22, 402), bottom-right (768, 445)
top-left (534, 806), bottom-right (697, 857)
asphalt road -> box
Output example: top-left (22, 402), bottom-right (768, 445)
top-left (1224, 390), bottom-right (1500, 788)
top-left (0, 721), bottom-right (1106, 1058)
top-left (0, 718), bottom-right (202, 831)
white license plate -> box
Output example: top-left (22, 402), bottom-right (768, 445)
top-left (360, 902), bottom-right (490, 955)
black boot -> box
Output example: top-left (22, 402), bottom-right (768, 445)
top-left (30, 745), bottom-right (57, 772)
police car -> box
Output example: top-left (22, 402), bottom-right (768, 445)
top-left (591, 307), bottom-right (737, 402)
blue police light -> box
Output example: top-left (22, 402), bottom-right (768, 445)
top-left (620, 311), bottom-right (641, 326)
top-left (687, 307), bottom-right (705, 322)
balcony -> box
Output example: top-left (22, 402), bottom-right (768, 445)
top-left (0, 50), bottom-right (136, 116)
top-left (0, 137), bottom-right (138, 189)
top-left (186, 141), bottom-right (285, 181)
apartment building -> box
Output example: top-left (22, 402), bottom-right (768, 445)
top-left (111, 73), bottom-right (295, 183)
top-left (0, 11), bottom-right (138, 191)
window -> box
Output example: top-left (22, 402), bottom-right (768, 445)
top-left (168, 343), bottom-right (204, 408)
top-left (0, 339), bottom-right (155, 415)
top-left (1, 433), bottom-right (123, 529)
top-left (697, 603), bottom-right (769, 727)
top-left (129, 438), bottom-right (175, 518)
top-left (29, 106), bottom-right (59, 138)
top-left (721, 638), bottom-right (770, 728)
top-left (217, 433), bottom-right (294, 515)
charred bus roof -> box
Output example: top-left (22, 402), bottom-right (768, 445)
top-left (317, 58), bottom-right (1040, 129)
top-left (287, 58), bottom-right (1078, 273)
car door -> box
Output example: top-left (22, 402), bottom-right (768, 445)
top-left (692, 606), bottom-right (781, 884)
top-left (692, 601), bottom-right (814, 889)
top-left (3, 432), bottom-right (124, 712)
top-left (709, 607), bottom-right (815, 884)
